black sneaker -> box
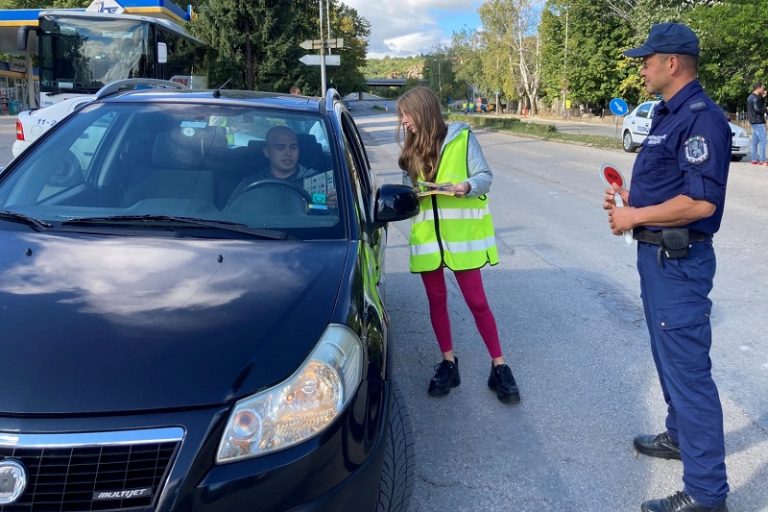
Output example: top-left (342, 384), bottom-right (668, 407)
top-left (641, 491), bottom-right (728, 512)
top-left (488, 363), bottom-right (520, 403)
top-left (427, 357), bottom-right (460, 397)
top-left (633, 431), bottom-right (682, 460)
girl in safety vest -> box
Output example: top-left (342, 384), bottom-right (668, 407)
top-left (396, 86), bottom-right (520, 404)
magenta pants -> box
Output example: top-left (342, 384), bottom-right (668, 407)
top-left (420, 267), bottom-right (503, 359)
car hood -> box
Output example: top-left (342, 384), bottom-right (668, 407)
top-left (0, 231), bottom-right (350, 414)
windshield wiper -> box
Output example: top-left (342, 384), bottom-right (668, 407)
top-left (0, 210), bottom-right (52, 231)
top-left (62, 215), bottom-right (289, 239)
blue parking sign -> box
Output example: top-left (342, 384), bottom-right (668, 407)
top-left (609, 98), bottom-right (629, 116)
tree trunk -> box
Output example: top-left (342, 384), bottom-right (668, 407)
top-left (244, 19), bottom-right (254, 90)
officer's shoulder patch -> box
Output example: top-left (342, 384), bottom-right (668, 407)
top-left (684, 135), bottom-right (709, 164)
top-left (688, 100), bottom-right (707, 112)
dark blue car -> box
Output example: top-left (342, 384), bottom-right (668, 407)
top-left (0, 86), bottom-right (418, 511)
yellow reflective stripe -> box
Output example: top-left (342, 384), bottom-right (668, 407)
top-left (443, 237), bottom-right (496, 254)
top-left (410, 236), bottom-right (496, 257)
top-left (414, 206), bottom-right (489, 222)
top-left (410, 241), bottom-right (441, 256)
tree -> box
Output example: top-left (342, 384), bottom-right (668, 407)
top-left (191, 0), bottom-right (369, 94)
top-left (192, 0), bottom-right (307, 91)
top-left (540, 0), bottom-right (634, 109)
top-left (684, 1), bottom-right (768, 111)
top-left (478, 0), bottom-right (543, 114)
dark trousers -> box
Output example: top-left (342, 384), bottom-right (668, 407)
top-left (637, 241), bottom-right (728, 507)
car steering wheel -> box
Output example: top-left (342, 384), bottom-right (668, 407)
top-left (227, 178), bottom-right (312, 214)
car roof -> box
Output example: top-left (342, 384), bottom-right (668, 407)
top-left (98, 89), bottom-right (330, 116)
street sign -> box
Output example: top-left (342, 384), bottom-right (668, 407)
top-left (609, 97), bottom-right (629, 116)
top-left (299, 38), bottom-right (344, 50)
top-left (299, 54), bottom-right (340, 66)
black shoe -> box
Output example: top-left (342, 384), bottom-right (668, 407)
top-left (633, 431), bottom-right (681, 460)
top-left (487, 363), bottom-right (520, 403)
top-left (427, 357), bottom-right (460, 397)
top-left (641, 491), bottom-right (728, 512)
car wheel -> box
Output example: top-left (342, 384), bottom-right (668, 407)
top-left (376, 380), bottom-right (414, 512)
top-left (730, 154), bottom-right (744, 162)
top-left (622, 131), bottom-right (636, 152)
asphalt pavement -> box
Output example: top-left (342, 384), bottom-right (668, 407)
top-left (353, 107), bottom-right (768, 512)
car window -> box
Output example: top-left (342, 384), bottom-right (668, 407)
top-left (0, 103), bottom-right (344, 240)
top-left (636, 102), bottom-right (655, 119)
top-left (340, 111), bottom-right (373, 221)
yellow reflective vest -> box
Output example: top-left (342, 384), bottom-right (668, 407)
top-left (409, 128), bottom-right (499, 272)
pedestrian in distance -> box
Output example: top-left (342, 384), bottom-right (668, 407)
top-left (289, 85), bottom-right (302, 96)
top-left (605, 22), bottom-right (730, 512)
top-left (395, 86), bottom-right (520, 404)
top-left (746, 81), bottom-right (767, 165)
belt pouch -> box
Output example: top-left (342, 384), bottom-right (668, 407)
top-left (661, 228), bottom-right (689, 259)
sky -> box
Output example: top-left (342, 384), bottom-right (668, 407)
top-left (341, 0), bottom-right (483, 58)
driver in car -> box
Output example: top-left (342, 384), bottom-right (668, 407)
top-left (229, 125), bottom-right (336, 208)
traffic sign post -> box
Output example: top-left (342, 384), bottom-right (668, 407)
top-left (609, 98), bottom-right (629, 116)
top-left (299, 55), bottom-right (340, 66)
top-left (299, 38), bottom-right (344, 50)
top-left (609, 97), bottom-right (629, 141)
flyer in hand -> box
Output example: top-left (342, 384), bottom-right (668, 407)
top-left (416, 181), bottom-right (456, 197)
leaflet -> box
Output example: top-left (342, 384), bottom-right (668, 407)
top-left (416, 181), bottom-right (455, 197)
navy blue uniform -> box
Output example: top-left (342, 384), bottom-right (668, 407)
top-left (630, 80), bottom-right (730, 507)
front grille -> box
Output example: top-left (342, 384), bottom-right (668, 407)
top-left (0, 429), bottom-right (182, 512)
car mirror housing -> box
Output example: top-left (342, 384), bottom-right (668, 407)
top-left (374, 184), bottom-right (419, 226)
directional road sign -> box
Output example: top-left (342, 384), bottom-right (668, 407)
top-left (299, 54), bottom-right (340, 66)
top-left (299, 38), bottom-right (344, 50)
top-left (609, 97), bottom-right (629, 116)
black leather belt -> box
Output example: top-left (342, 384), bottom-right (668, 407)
top-left (633, 228), bottom-right (711, 245)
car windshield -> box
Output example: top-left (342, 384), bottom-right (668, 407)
top-left (0, 102), bottom-right (343, 240)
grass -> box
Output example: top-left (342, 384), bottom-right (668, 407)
top-left (445, 113), bottom-right (624, 151)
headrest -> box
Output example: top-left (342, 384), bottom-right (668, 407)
top-left (151, 126), bottom-right (228, 170)
top-left (296, 133), bottom-right (323, 169)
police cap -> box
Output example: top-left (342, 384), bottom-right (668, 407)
top-left (623, 22), bottom-right (699, 58)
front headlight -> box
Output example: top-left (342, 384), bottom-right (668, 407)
top-left (216, 324), bottom-right (363, 463)
top-left (738, 130), bottom-right (748, 139)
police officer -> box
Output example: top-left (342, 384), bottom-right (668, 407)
top-left (603, 23), bottom-right (730, 512)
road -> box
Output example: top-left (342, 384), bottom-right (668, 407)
top-left (354, 111), bottom-right (768, 511)
top-left (0, 110), bottom-right (765, 511)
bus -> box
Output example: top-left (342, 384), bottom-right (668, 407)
top-left (18, 9), bottom-right (208, 107)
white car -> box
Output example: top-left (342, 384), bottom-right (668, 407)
top-left (622, 100), bottom-right (750, 161)
top-left (12, 79), bottom-right (188, 159)
top-left (12, 95), bottom-right (95, 158)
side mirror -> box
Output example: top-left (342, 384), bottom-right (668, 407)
top-left (374, 183), bottom-right (419, 227)
top-left (17, 26), bottom-right (38, 51)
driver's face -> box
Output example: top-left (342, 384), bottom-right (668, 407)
top-left (264, 131), bottom-right (299, 178)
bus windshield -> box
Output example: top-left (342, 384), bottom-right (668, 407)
top-left (40, 17), bottom-right (150, 94)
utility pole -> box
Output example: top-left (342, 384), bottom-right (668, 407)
top-left (319, 0), bottom-right (327, 94)
top-left (562, 6), bottom-right (569, 117)
top-left (326, 0), bottom-right (332, 56)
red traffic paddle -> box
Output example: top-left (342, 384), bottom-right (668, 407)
top-left (599, 163), bottom-right (633, 244)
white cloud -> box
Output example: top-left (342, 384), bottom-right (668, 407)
top-left (342, 0), bottom-right (482, 58)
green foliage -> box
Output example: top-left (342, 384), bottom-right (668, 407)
top-left (363, 56), bottom-right (424, 79)
top-left (684, 1), bottom-right (768, 110)
top-left (190, 0), bottom-right (369, 95)
top-left (540, 0), bottom-right (633, 108)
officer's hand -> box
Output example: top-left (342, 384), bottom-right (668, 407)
top-left (608, 205), bottom-right (636, 235)
top-left (603, 183), bottom-right (629, 209)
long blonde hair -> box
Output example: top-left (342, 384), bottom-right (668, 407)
top-left (396, 86), bottom-right (447, 183)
